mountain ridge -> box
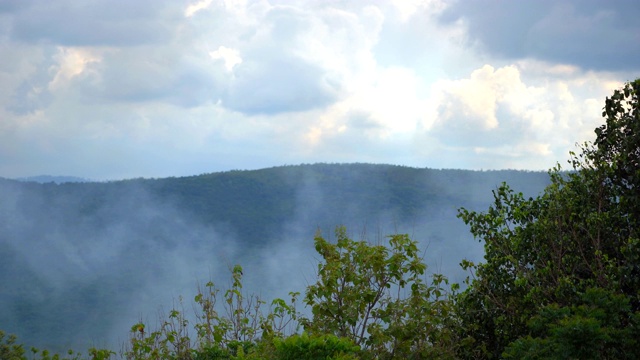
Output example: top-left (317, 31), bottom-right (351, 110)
top-left (0, 163), bottom-right (551, 351)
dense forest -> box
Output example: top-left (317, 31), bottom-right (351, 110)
top-left (0, 163), bottom-right (549, 352)
top-left (2, 79), bottom-right (639, 359)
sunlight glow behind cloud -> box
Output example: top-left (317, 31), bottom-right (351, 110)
top-left (209, 46), bottom-right (243, 71)
top-left (185, 0), bottom-right (214, 17)
top-left (0, 0), bottom-right (637, 179)
top-left (48, 47), bottom-right (101, 90)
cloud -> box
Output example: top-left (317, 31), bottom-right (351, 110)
top-left (48, 47), bottom-right (101, 90)
top-left (88, 48), bottom-right (202, 104)
top-left (6, 0), bottom-right (181, 46)
top-left (209, 46), bottom-right (243, 72)
top-left (0, 0), bottom-right (636, 179)
top-left (223, 51), bottom-right (339, 115)
top-left (438, 0), bottom-right (640, 71)
top-left (418, 62), bottom-right (624, 170)
top-left (185, 0), bottom-right (213, 18)
top-left (214, 4), bottom-right (361, 115)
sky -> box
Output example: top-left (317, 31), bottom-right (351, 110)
top-left (0, 0), bottom-right (638, 180)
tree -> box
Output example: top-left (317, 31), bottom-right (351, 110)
top-left (271, 333), bottom-right (360, 360)
top-left (302, 226), bottom-right (457, 359)
top-left (125, 265), bottom-right (300, 360)
top-left (455, 79), bottom-right (640, 359)
top-left (0, 329), bottom-right (114, 360)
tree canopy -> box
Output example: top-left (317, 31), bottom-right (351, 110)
top-left (456, 79), bottom-right (640, 359)
top-left (302, 227), bottom-right (456, 359)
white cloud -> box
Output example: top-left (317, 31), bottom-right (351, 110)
top-left (389, 0), bottom-right (448, 22)
top-left (209, 46), bottom-right (243, 72)
top-left (185, 0), bottom-right (213, 17)
top-left (333, 66), bottom-right (425, 138)
top-left (48, 47), bottom-right (101, 90)
top-left (0, 0), bottom-right (636, 178)
top-left (416, 60), bottom-right (628, 170)
top-left (435, 64), bottom-right (514, 130)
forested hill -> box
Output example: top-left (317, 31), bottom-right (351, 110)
top-left (0, 163), bottom-right (550, 351)
top-left (77, 163), bottom-right (550, 243)
top-left (5, 164), bottom-right (550, 246)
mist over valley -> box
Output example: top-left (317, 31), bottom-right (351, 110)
top-left (1, 163), bottom-right (550, 351)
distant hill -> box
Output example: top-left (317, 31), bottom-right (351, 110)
top-left (15, 175), bottom-right (91, 184)
top-left (0, 163), bottom-right (551, 351)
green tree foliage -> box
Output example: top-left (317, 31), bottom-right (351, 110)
top-left (271, 333), bottom-right (359, 360)
top-left (3, 227), bottom-right (455, 360)
top-left (0, 329), bottom-right (113, 360)
top-left (124, 265), bottom-right (300, 360)
top-left (503, 288), bottom-right (640, 359)
top-left (456, 79), bottom-right (640, 359)
top-left (302, 226), bottom-right (457, 359)
top-left (0, 330), bottom-right (25, 360)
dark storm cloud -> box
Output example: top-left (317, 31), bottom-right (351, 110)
top-left (438, 0), bottom-right (640, 71)
top-left (5, 0), bottom-right (179, 46)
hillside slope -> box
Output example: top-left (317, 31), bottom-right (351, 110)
top-left (0, 163), bottom-right (550, 351)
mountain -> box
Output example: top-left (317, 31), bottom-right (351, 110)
top-left (0, 163), bottom-right (551, 351)
top-left (14, 175), bottom-right (91, 184)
